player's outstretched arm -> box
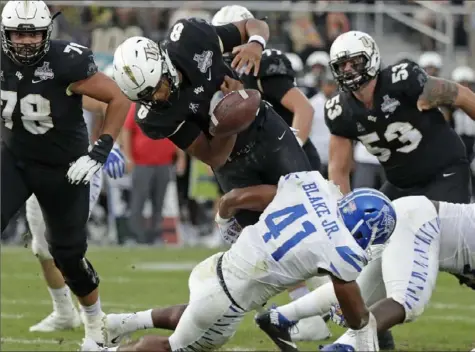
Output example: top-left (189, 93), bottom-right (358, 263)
top-left (70, 72), bottom-right (131, 141)
top-left (218, 185), bottom-right (277, 219)
top-left (417, 76), bottom-right (475, 120)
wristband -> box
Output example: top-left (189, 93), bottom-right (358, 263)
top-left (215, 212), bottom-right (230, 225)
top-left (248, 35), bottom-right (266, 50)
top-left (90, 134), bottom-right (114, 164)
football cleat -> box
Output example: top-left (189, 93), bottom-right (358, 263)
top-left (255, 307), bottom-right (299, 352)
top-left (29, 310), bottom-right (81, 332)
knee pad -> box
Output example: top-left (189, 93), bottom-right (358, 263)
top-left (26, 196), bottom-right (52, 260)
top-left (52, 246), bottom-right (100, 297)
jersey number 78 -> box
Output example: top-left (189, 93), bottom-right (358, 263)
top-left (262, 204), bottom-right (317, 261)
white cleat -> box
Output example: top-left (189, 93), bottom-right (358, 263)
top-left (290, 316), bottom-right (332, 342)
top-left (80, 337), bottom-right (106, 352)
top-left (102, 313), bottom-right (134, 346)
top-left (29, 310), bottom-right (81, 332)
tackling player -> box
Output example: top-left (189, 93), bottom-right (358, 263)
top-left (211, 5), bottom-right (328, 341)
top-left (1, 0), bottom-right (130, 344)
top-left (81, 171), bottom-right (397, 352)
top-left (260, 195), bottom-right (475, 352)
top-left (324, 30), bottom-right (475, 348)
top-left (212, 5), bottom-right (321, 171)
top-left (112, 15), bottom-right (313, 229)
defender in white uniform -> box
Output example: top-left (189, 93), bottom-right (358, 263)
top-left (81, 171), bottom-right (397, 352)
top-left (28, 81), bottom-right (126, 332)
top-left (270, 196), bottom-right (475, 352)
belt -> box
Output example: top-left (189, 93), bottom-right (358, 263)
top-left (216, 254), bottom-right (244, 310)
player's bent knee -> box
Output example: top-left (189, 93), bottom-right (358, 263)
top-left (51, 245), bottom-right (99, 297)
top-left (388, 287), bottom-right (427, 322)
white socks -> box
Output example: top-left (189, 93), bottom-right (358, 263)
top-left (48, 286), bottom-right (76, 316)
top-left (120, 309), bottom-right (153, 332)
top-left (278, 283), bottom-right (337, 321)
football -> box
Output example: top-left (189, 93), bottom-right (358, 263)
top-left (209, 89), bottom-right (261, 137)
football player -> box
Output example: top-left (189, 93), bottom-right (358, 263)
top-left (210, 5), bottom-right (328, 341)
top-left (81, 172), bottom-right (396, 352)
top-left (325, 30), bottom-right (475, 349)
top-left (112, 15), bottom-right (313, 230)
top-left (261, 195), bottom-right (475, 352)
top-left (1, 0), bottom-right (130, 344)
top-left (27, 92), bottom-right (126, 332)
top-left (211, 5), bottom-right (321, 172)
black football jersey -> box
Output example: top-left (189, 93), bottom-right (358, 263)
top-left (240, 48), bottom-right (297, 126)
top-left (325, 60), bottom-right (467, 187)
top-left (135, 18), bottom-right (265, 151)
top-left (1, 40), bottom-right (97, 165)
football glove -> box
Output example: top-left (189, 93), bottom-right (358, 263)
top-left (67, 134), bottom-right (113, 184)
top-left (215, 213), bottom-right (242, 245)
top-left (330, 303), bottom-right (348, 328)
top-left (103, 145), bottom-right (126, 179)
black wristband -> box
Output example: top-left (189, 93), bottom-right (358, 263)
top-left (89, 134), bottom-right (114, 164)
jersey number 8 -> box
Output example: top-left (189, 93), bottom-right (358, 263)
top-left (263, 204), bottom-right (317, 261)
top-left (1, 90), bottom-right (53, 135)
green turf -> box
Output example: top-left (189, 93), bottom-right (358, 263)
top-left (1, 246), bottom-right (474, 351)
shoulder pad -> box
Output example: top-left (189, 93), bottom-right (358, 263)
top-left (259, 49), bottom-right (295, 79)
top-left (384, 59), bottom-right (428, 89)
top-left (49, 40), bottom-right (97, 83)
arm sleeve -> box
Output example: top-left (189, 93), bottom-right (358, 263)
top-left (214, 23), bottom-right (242, 53)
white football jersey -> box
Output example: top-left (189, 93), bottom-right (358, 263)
top-left (223, 171), bottom-right (368, 310)
top-left (438, 202), bottom-right (475, 278)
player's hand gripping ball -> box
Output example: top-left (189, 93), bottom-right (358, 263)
top-left (209, 89), bottom-right (261, 137)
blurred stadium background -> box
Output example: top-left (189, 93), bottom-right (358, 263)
top-left (1, 1), bottom-right (474, 351)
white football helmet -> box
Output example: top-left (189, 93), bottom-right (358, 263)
top-left (451, 66), bottom-right (475, 84)
top-left (306, 51), bottom-right (330, 68)
top-left (285, 52), bottom-right (304, 73)
top-left (211, 5), bottom-right (254, 26)
top-left (112, 36), bottom-right (179, 103)
top-left (1, 0), bottom-right (53, 65)
top-left (418, 51), bottom-right (442, 70)
top-left (329, 31), bottom-right (381, 91)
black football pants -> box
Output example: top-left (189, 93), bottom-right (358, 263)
top-left (380, 162), bottom-right (471, 204)
top-left (213, 106), bottom-right (312, 227)
top-left (1, 143), bottom-right (98, 297)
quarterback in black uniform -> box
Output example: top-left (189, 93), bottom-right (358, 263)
top-left (211, 5), bottom-right (321, 171)
top-left (0, 0), bottom-right (130, 344)
top-left (112, 16), bottom-right (312, 228)
top-left (325, 30), bottom-right (475, 349)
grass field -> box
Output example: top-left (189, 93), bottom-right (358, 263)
top-left (1, 245), bottom-right (474, 351)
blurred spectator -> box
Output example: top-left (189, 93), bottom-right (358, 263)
top-left (418, 51), bottom-right (443, 77)
top-left (122, 103), bottom-right (186, 245)
top-left (288, 12), bottom-right (326, 62)
top-left (308, 72), bottom-right (338, 178)
top-left (412, 0), bottom-right (450, 50)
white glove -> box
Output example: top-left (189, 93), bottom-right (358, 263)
top-left (330, 303), bottom-right (348, 328)
top-left (67, 134), bottom-right (113, 184)
top-left (215, 213), bottom-right (242, 244)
